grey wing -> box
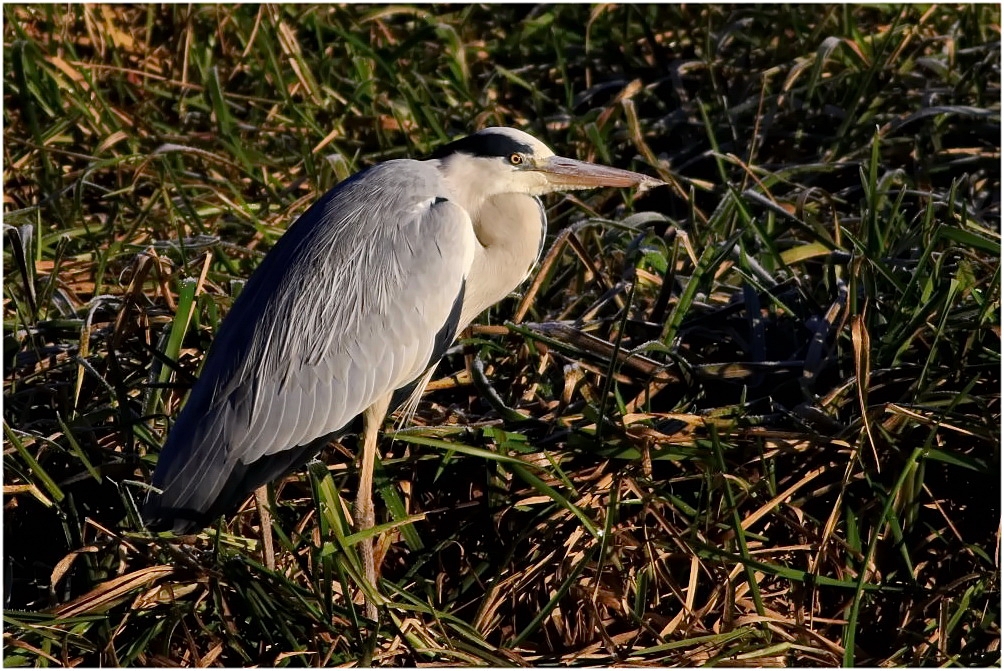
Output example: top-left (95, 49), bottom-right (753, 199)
top-left (144, 161), bottom-right (476, 530)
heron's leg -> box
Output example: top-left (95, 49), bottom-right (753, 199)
top-left (254, 485), bottom-right (275, 570)
top-left (355, 391), bottom-right (392, 620)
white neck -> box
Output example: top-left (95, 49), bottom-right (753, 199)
top-left (436, 155), bottom-right (547, 328)
top-left (460, 193), bottom-right (544, 325)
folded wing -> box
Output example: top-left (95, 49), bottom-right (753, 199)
top-left (144, 160), bottom-right (476, 531)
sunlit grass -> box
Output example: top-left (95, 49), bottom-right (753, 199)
top-left (4, 4), bottom-right (1000, 667)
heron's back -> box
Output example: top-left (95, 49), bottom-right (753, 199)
top-left (143, 160), bottom-right (476, 532)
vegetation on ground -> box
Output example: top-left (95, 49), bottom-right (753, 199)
top-left (4, 4), bottom-right (1000, 666)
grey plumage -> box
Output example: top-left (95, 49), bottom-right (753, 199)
top-left (145, 161), bottom-right (474, 531)
top-left (143, 126), bottom-right (662, 544)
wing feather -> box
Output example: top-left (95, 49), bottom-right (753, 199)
top-left (145, 161), bottom-right (476, 531)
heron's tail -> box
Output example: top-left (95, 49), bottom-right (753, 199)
top-left (142, 438), bottom-right (327, 534)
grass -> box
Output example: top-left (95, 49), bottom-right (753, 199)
top-left (3, 4), bottom-right (1000, 667)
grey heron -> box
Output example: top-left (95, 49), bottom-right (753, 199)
top-left (143, 127), bottom-right (661, 614)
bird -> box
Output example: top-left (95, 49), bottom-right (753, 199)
top-left (143, 126), bottom-right (662, 614)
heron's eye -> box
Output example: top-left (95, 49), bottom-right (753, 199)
top-left (509, 153), bottom-right (524, 166)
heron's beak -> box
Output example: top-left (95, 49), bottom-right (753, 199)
top-left (536, 156), bottom-right (664, 192)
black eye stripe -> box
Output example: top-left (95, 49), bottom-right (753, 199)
top-left (429, 133), bottom-right (535, 160)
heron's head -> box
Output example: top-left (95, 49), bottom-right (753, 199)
top-left (430, 127), bottom-right (662, 206)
